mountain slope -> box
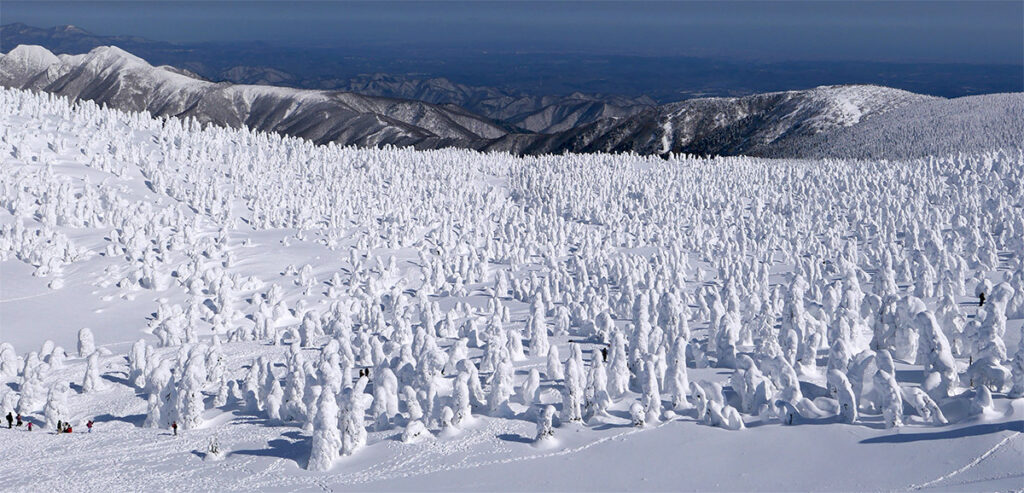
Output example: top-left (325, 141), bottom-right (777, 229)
top-left (0, 44), bottom-right (510, 148)
top-left (483, 85), bottom-right (938, 156)
top-left (340, 73), bottom-right (655, 133)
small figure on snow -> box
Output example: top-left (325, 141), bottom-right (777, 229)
top-left (5, 412), bottom-right (11, 428)
top-left (27, 422), bottom-right (33, 432)
top-left (87, 420), bottom-right (94, 433)
top-left (172, 420), bottom-right (178, 436)
top-left (16, 414), bottom-right (22, 427)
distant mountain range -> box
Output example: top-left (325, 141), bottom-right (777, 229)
top-left (2, 42), bottom-right (1021, 159)
top-left (0, 22), bottom-right (656, 133)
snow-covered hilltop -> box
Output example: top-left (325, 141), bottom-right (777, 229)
top-left (486, 84), bottom-right (1024, 158)
top-left (0, 87), bottom-right (1022, 491)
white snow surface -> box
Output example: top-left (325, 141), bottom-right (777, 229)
top-left (0, 88), bottom-right (1022, 492)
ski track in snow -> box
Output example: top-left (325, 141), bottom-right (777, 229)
top-left (906, 431), bottom-right (1023, 491)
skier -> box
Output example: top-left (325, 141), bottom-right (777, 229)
top-left (56, 420), bottom-right (63, 433)
top-left (66, 424), bottom-right (72, 433)
top-left (172, 420), bottom-right (178, 436)
top-left (16, 414), bottom-right (22, 427)
top-left (26, 422), bottom-right (32, 432)
top-left (87, 420), bottom-right (94, 433)
top-left (601, 347), bottom-right (608, 362)
top-left (5, 412), bottom-right (11, 428)
top-left (979, 292), bottom-right (986, 306)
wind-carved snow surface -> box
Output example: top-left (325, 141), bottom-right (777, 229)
top-left (0, 88), bottom-right (1023, 492)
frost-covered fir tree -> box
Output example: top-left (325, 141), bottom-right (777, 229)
top-left (77, 327), bottom-right (95, 358)
top-left (535, 405), bottom-right (556, 442)
top-left (826, 369), bottom-right (857, 424)
top-left (307, 389), bottom-right (342, 471)
top-left (562, 355), bottom-right (585, 422)
top-left (664, 336), bottom-right (690, 410)
top-left (128, 339), bottom-right (148, 389)
top-left (371, 366), bottom-right (399, 430)
top-left (608, 330), bottom-right (630, 397)
top-left (527, 300), bottom-right (550, 356)
top-left (81, 351), bottom-right (105, 393)
top-left (453, 372), bottom-right (473, 426)
top-left (177, 349), bottom-right (208, 430)
top-left (546, 345), bottom-right (564, 381)
top-left (43, 382), bottom-right (68, 430)
top-left (874, 369), bottom-right (903, 429)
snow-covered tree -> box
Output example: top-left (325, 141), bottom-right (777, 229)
top-left (80, 351), bottom-right (105, 393)
top-left (562, 355), bottom-right (585, 423)
top-left (545, 344), bottom-right (564, 381)
top-left (77, 328), bottom-right (95, 358)
top-left (43, 382), bottom-right (69, 430)
top-left (307, 389), bottom-right (342, 471)
top-left (826, 369), bottom-right (857, 424)
top-left (176, 349), bottom-right (208, 430)
top-left (874, 370), bottom-right (903, 429)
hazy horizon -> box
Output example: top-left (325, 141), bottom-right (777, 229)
top-left (3, 1), bottom-right (1022, 65)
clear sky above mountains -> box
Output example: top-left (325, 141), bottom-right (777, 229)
top-left (4, 0), bottom-right (1022, 64)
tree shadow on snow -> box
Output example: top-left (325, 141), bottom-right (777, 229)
top-left (590, 422), bottom-right (633, 431)
top-left (497, 433), bottom-right (534, 444)
top-left (231, 437), bottom-right (308, 467)
top-left (101, 373), bottom-right (132, 387)
top-left (798, 381), bottom-right (830, 400)
top-left (860, 420), bottom-right (1024, 444)
top-left (281, 430), bottom-right (305, 441)
top-left (894, 369), bottom-right (925, 385)
top-left (93, 412), bottom-right (146, 427)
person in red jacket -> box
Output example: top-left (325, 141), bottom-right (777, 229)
top-left (172, 421), bottom-right (178, 436)
top-left (26, 422), bottom-right (32, 432)
top-left (87, 420), bottom-right (94, 433)
top-left (66, 424), bottom-right (73, 433)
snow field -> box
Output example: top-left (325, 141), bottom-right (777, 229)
top-left (0, 87), bottom-right (1023, 491)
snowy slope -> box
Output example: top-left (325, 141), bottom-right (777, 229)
top-left (767, 92), bottom-right (1024, 160)
top-left (1, 87), bottom-right (1023, 492)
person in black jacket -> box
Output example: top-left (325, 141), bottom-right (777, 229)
top-left (5, 412), bottom-right (12, 429)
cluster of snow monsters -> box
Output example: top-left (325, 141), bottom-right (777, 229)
top-left (0, 88), bottom-right (1023, 472)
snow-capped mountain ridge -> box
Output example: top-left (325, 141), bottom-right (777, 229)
top-left (0, 44), bottom-right (509, 148)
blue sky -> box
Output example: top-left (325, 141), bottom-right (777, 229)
top-left (3, 1), bottom-right (1022, 64)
